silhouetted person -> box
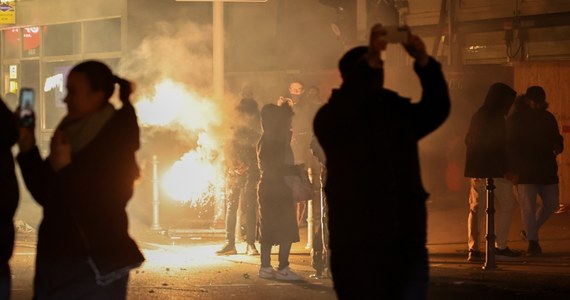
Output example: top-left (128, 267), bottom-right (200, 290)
top-left (17, 61), bottom-right (144, 299)
top-left (313, 24), bottom-right (450, 299)
top-left (0, 97), bottom-right (19, 300)
top-left (217, 88), bottom-right (261, 256)
top-left (464, 82), bottom-right (521, 262)
top-left (309, 135), bottom-right (329, 279)
top-left (257, 103), bottom-right (303, 281)
top-left (507, 86), bottom-right (564, 256)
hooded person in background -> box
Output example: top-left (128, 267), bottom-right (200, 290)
top-left (256, 103), bottom-right (303, 281)
top-left (0, 97), bottom-right (19, 300)
top-left (464, 82), bottom-right (521, 262)
top-left (313, 24), bottom-right (450, 299)
top-left (507, 85), bottom-right (564, 257)
top-left (17, 60), bottom-right (144, 299)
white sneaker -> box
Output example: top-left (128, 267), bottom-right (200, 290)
top-left (259, 267), bottom-right (275, 279)
top-left (274, 266), bottom-right (303, 281)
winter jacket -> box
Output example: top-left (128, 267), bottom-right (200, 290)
top-left (256, 104), bottom-right (300, 245)
top-left (507, 108), bottom-right (563, 184)
top-left (17, 102), bottom-right (144, 282)
top-left (313, 57), bottom-right (450, 260)
top-left (464, 83), bottom-right (516, 178)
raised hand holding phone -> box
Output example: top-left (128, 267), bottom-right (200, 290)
top-left (18, 87), bottom-right (35, 128)
top-left (17, 88), bottom-right (37, 153)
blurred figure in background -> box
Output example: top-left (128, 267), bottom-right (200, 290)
top-left (309, 135), bottom-right (329, 279)
top-left (507, 86), bottom-right (564, 256)
top-left (257, 103), bottom-right (302, 281)
top-left (313, 24), bottom-right (450, 299)
top-left (217, 86), bottom-right (261, 256)
top-left (463, 82), bottom-right (520, 262)
top-left (17, 60), bottom-right (144, 299)
top-left (0, 96), bottom-right (19, 300)
top-left (278, 80), bottom-right (313, 226)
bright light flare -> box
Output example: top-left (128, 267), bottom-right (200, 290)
top-left (135, 79), bottom-right (226, 206)
top-left (136, 79), bottom-right (220, 130)
top-left (162, 133), bottom-right (225, 205)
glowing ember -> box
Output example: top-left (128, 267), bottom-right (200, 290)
top-left (135, 79), bottom-right (226, 206)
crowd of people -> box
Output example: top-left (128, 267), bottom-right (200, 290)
top-left (0, 22), bottom-right (567, 300)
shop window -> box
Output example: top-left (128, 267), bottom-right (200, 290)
top-left (3, 28), bottom-right (21, 59)
top-left (22, 26), bottom-right (42, 58)
top-left (84, 18), bottom-right (121, 53)
top-left (44, 23), bottom-right (81, 56)
top-left (42, 61), bottom-right (75, 129)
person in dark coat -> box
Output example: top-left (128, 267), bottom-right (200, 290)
top-left (507, 86), bottom-right (564, 256)
top-left (463, 82), bottom-right (521, 262)
top-left (17, 60), bottom-right (144, 299)
top-left (217, 90), bottom-right (261, 256)
top-left (313, 24), bottom-right (450, 300)
top-left (0, 97), bottom-right (19, 300)
top-left (256, 103), bottom-right (302, 281)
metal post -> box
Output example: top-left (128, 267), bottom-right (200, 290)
top-left (483, 177), bottom-right (496, 270)
top-left (151, 155), bottom-right (162, 231)
top-left (212, 0), bottom-right (224, 101)
top-left (306, 199), bottom-right (314, 249)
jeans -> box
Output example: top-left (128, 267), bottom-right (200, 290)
top-left (468, 178), bottom-right (516, 250)
top-left (224, 170), bottom-right (258, 245)
top-left (515, 184), bottom-right (559, 242)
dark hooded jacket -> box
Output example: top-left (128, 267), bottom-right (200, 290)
top-left (256, 104), bottom-right (300, 245)
top-left (0, 99), bottom-right (19, 266)
top-left (507, 99), bottom-right (563, 184)
top-left (17, 102), bottom-right (144, 282)
top-left (464, 82), bottom-right (516, 178)
top-left (313, 52), bottom-right (450, 262)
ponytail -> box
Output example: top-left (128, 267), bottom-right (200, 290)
top-left (113, 75), bottom-right (134, 104)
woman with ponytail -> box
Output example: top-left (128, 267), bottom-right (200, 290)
top-left (17, 60), bottom-right (144, 299)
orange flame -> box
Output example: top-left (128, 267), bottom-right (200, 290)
top-left (135, 79), bottom-right (226, 206)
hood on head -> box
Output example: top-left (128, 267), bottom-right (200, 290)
top-left (481, 82), bottom-right (516, 115)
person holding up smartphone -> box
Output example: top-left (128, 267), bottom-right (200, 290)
top-left (16, 61), bottom-right (144, 299)
top-left (313, 24), bottom-right (450, 300)
top-left (0, 95), bottom-right (19, 300)
top-left (18, 88), bottom-right (35, 128)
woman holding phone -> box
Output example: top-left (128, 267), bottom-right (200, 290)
top-left (17, 60), bottom-right (144, 299)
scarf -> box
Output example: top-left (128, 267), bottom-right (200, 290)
top-left (56, 103), bottom-right (116, 154)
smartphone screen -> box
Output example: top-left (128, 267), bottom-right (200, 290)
top-left (19, 88), bottom-right (35, 127)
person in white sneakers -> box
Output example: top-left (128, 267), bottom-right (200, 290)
top-left (256, 103), bottom-right (303, 281)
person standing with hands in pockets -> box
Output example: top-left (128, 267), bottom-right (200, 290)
top-left (313, 24), bottom-right (450, 300)
top-left (17, 60), bottom-right (144, 299)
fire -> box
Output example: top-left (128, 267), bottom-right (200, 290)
top-left (162, 133), bottom-right (225, 205)
top-left (135, 79), bottom-right (226, 206)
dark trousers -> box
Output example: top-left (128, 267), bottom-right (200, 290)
top-left (260, 243), bottom-right (292, 270)
top-left (330, 248), bottom-right (429, 300)
top-left (224, 170), bottom-right (258, 245)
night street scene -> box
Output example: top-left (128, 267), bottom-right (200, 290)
top-left (2, 1), bottom-right (570, 299)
